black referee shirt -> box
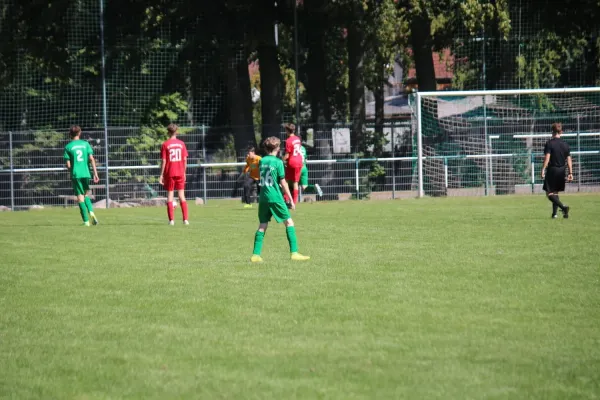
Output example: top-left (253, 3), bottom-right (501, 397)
top-left (544, 137), bottom-right (571, 168)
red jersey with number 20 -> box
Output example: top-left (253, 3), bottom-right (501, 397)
top-left (161, 138), bottom-right (188, 178)
top-left (285, 135), bottom-right (303, 168)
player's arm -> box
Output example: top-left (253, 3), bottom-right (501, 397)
top-left (183, 154), bottom-right (188, 182)
top-left (64, 149), bottom-right (71, 171)
top-left (283, 140), bottom-right (292, 162)
top-left (279, 178), bottom-right (295, 210)
top-left (159, 158), bottom-right (166, 185)
top-left (89, 155), bottom-right (100, 183)
top-left (243, 161), bottom-right (250, 174)
top-left (541, 153), bottom-right (550, 178)
top-left (566, 155), bottom-right (573, 181)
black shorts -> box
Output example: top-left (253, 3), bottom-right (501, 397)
top-left (543, 166), bottom-right (566, 193)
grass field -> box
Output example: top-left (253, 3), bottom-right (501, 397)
top-left (1, 195), bottom-right (600, 399)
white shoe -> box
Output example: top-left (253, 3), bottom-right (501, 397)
top-left (315, 184), bottom-right (323, 197)
top-left (168, 220), bottom-right (175, 226)
top-left (183, 220), bottom-right (189, 225)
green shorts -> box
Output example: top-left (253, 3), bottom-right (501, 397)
top-left (300, 166), bottom-right (308, 187)
top-left (258, 200), bottom-right (291, 224)
top-left (72, 178), bottom-right (90, 196)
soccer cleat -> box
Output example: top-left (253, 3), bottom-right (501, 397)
top-left (552, 214), bottom-right (558, 219)
top-left (243, 204), bottom-right (253, 209)
top-left (82, 221), bottom-right (90, 227)
top-left (563, 206), bottom-right (570, 219)
top-left (168, 220), bottom-right (175, 226)
top-left (290, 252), bottom-right (310, 261)
top-left (315, 183), bottom-right (323, 197)
top-left (250, 255), bottom-right (264, 263)
top-left (183, 220), bottom-right (189, 225)
top-left (90, 212), bottom-right (99, 225)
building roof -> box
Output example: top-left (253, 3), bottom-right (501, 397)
top-left (406, 48), bottom-right (454, 81)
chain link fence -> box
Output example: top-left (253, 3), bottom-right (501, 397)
top-left (1, 119), bottom-right (599, 209)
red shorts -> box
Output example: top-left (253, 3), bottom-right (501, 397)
top-left (163, 176), bottom-right (185, 191)
top-left (285, 165), bottom-right (302, 183)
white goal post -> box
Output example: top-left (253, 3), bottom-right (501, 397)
top-left (415, 87), bottom-right (600, 197)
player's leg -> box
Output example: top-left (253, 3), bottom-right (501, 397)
top-left (546, 191), bottom-right (559, 218)
top-left (252, 204), bottom-right (271, 262)
top-left (81, 179), bottom-right (98, 225)
top-left (300, 166), bottom-right (323, 197)
top-left (242, 175), bottom-right (253, 207)
top-left (283, 218), bottom-right (310, 261)
top-left (291, 167), bottom-right (300, 204)
top-left (176, 178), bottom-right (189, 224)
top-left (270, 201), bottom-right (309, 260)
top-left (545, 169), bottom-right (567, 217)
top-left (284, 166), bottom-right (295, 203)
top-left (73, 179), bottom-right (90, 225)
top-left (164, 176), bottom-right (175, 224)
top-left (251, 180), bottom-right (259, 203)
top-left (300, 166), bottom-right (309, 192)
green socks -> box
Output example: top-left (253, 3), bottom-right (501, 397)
top-left (253, 231), bottom-right (265, 255)
top-left (253, 227), bottom-right (298, 256)
top-left (84, 196), bottom-right (94, 213)
top-left (78, 202), bottom-right (89, 222)
top-left (286, 226), bottom-right (298, 253)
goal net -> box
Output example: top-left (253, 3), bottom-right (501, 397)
top-left (414, 88), bottom-right (600, 197)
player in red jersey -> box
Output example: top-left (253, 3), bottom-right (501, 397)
top-left (159, 124), bottom-right (189, 225)
top-left (283, 123), bottom-right (303, 205)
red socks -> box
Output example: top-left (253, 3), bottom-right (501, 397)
top-left (167, 201), bottom-right (174, 221)
top-left (180, 201), bottom-right (188, 221)
top-left (168, 201), bottom-right (188, 222)
top-left (292, 189), bottom-right (299, 204)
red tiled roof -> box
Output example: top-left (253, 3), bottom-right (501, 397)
top-left (406, 48), bottom-right (454, 80)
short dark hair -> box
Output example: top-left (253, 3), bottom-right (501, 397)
top-left (69, 125), bottom-right (81, 138)
top-left (167, 124), bottom-right (178, 135)
top-left (552, 122), bottom-right (562, 135)
top-left (284, 123), bottom-right (295, 134)
top-left (247, 145), bottom-right (256, 153)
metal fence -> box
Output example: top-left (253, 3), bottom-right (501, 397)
top-left (2, 111), bottom-right (600, 209)
top-left (1, 148), bottom-right (599, 210)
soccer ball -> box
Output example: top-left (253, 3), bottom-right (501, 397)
top-left (173, 201), bottom-right (178, 208)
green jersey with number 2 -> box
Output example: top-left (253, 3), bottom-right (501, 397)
top-left (64, 139), bottom-right (93, 179)
top-left (259, 155), bottom-right (286, 203)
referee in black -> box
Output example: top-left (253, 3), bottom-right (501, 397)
top-left (541, 122), bottom-right (573, 218)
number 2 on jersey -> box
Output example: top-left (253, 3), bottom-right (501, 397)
top-left (169, 148), bottom-right (182, 162)
top-left (292, 143), bottom-right (301, 157)
top-left (76, 149), bottom-right (83, 162)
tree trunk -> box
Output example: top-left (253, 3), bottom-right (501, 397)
top-left (258, 44), bottom-right (283, 140)
top-left (305, 13), bottom-right (335, 196)
top-left (347, 24), bottom-right (366, 153)
top-left (225, 44), bottom-right (257, 159)
top-left (410, 13), bottom-right (436, 92)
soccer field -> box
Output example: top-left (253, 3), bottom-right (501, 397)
top-left (1, 195), bottom-right (599, 399)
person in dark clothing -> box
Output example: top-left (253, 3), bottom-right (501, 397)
top-left (541, 122), bottom-right (573, 218)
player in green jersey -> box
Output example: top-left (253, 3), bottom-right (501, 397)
top-left (251, 137), bottom-right (310, 263)
top-left (63, 126), bottom-right (100, 226)
top-left (299, 144), bottom-right (323, 197)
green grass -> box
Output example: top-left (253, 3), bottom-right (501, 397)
top-left (1, 195), bottom-right (600, 399)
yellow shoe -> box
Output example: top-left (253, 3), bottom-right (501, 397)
top-left (290, 252), bottom-right (310, 261)
top-left (243, 204), bottom-right (253, 209)
top-left (90, 212), bottom-right (99, 225)
top-left (250, 255), bottom-right (264, 263)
